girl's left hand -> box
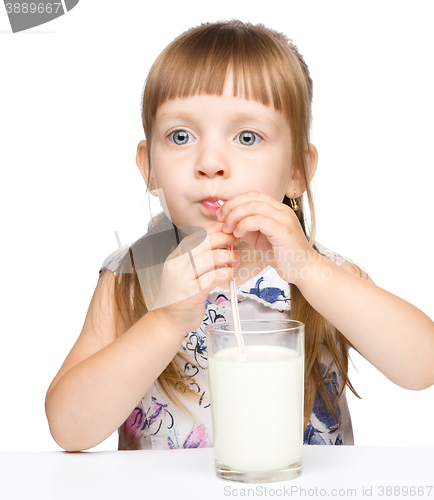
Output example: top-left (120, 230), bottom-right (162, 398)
top-left (217, 190), bottom-right (316, 285)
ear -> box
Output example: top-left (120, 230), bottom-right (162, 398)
top-left (136, 140), bottom-right (157, 193)
top-left (285, 143), bottom-right (318, 199)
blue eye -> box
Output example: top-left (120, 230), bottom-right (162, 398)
top-left (237, 131), bottom-right (262, 146)
top-left (169, 130), bottom-right (193, 145)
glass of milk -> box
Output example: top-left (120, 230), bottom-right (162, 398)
top-left (205, 319), bottom-right (304, 483)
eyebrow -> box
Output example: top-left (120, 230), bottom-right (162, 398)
top-left (228, 112), bottom-right (280, 131)
top-left (156, 111), bottom-right (196, 124)
top-left (156, 111), bottom-right (280, 131)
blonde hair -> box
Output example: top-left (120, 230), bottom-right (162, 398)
top-left (101, 20), bottom-right (361, 429)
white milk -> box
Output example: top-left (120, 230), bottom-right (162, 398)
top-left (208, 344), bottom-right (304, 472)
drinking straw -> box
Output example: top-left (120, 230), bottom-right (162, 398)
top-left (217, 200), bottom-right (244, 355)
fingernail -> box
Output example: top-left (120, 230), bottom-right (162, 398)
top-left (235, 237), bottom-right (241, 243)
top-left (216, 208), bottom-right (221, 219)
top-left (221, 223), bottom-right (226, 232)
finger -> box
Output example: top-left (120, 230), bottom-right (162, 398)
top-left (221, 200), bottom-right (287, 236)
top-left (188, 228), bottom-right (239, 258)
top-left (209, 222), bottom-right (241, 248)
top-left (176, 222), bottom-right (237, 256)
top-left (231, 214), bottom-right (286, 243)
top-left (158, 266), bottom-right (235, 309)
top-left (155, 246), bottom-right (239, 309)
top-left (161, 248), bottom-right (238, 306)
top-left (177, 220), bottom-right (226, 248)
top-left (204, 221), bottom-right (232, 234)
top-left (198, 265), bottom-right (237, 293)
top-left (170, 234), bottom-right (239, 286)
top-left (177, 226), bottom-right (208, 254)
top-left (217, 190), bottom-right (284, 222)
top-left (186, 247), bottom-right (240, 280)
top-left (208, 228), bottom-right (241, 248)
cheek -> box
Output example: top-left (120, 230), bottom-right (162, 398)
top-left (245, 153), bottom-right (291, 198)
top-left (263, 180), bottom-right (288, 201)
top-left (149, 140), bottom-right (162, 168)
top-left (149, 146), bottom-right (171, 187)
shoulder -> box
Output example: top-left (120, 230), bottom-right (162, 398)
top-left (99, 245), bottom-right (131, 279)
top-left (97, 212), bottom-right (176, 280)
top-left (314, 241), bottom-right (375, 284)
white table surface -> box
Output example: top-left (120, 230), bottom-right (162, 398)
top-left (1, 446), bottom-right (433, 500)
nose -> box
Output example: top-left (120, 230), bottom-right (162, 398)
top-left (195, 137), bottom-right (229, 179)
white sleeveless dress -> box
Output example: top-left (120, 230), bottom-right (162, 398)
top-left (99, 242), bottom-right (354, 450)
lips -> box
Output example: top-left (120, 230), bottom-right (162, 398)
top-left (200, 197), bottom-right (226, 214)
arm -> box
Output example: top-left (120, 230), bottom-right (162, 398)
top-left (296, 252), bottom-right (434, 390)
top-left (45, 223), bottom-right (239, 452)
top-left (45, 271), bottom-right (188, 452)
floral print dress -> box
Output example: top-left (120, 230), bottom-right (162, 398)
top-left (99, 242), bottom-right (354, 450)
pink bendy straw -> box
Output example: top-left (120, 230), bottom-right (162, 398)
top-left (217, 200), bottom-right (245, 355)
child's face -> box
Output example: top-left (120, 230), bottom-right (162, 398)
top-left (148, 75), bottom-right (294, 229)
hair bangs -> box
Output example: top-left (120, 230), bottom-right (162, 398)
top-left (142, 21), bottom-right (302, 141)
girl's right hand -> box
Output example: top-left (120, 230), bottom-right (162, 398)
top-left (150, 222), bottom-right (240, 336)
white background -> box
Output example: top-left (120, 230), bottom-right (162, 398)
top-left (1, 1), bottom-right (433, 452)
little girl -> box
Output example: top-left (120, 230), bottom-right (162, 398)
top-left (45, 20), bottom-right (434, 451)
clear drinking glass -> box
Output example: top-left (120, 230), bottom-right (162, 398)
top-left (205, 319), bottom-right (305, 483)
